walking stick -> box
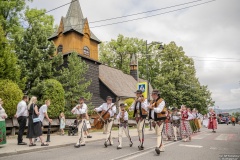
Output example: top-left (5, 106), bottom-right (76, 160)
top-left (46, 122), bottom-right (51, 142)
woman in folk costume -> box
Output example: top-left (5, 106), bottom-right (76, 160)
top-left (163, 109), bottom-right (173, 141)
top-left (116, 103), bottom-right (133, 149)
top-left (207, 108), bottom-right (217, 133)
top-left (187, 108), bottom-right (197, 133)
top-left (195, 110), bottom-right (202, 132)
top-left (171, 107), bottom-right (181, 141)
top-left (180, 105), bottom-right (192, 142)
top-left (0, 98), bottom-right (8, 146)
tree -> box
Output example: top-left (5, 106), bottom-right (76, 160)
top-left (56, 53), bottom-right (92, 111)
top-left (0, 26), bottom-right (26, 89)
top-left (16, 8), bottom-right (55, 93)
top-left (99, 34), bottom-right (145, 74)
top-left (153, 42), bottom-right (214, 112)
top-left (30, 79), bottom-right (65, 118)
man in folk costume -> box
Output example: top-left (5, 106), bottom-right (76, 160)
top-left (148, 89), bottom-right (167, 155)
top-left (116, 103), bottom-right (133, 149)
top-left (94, 96), bottom-right (116, 147)
top-left (130, 90), bottom-right (148, 150)
top-left (71, 97), bottom-right (88, 148)
top-left (208, 108), bottom-right (217, 133)
top-left (171, 107), bottom-right (181, 142)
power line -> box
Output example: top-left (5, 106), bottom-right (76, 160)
top-left (90, 0), bottom-right (217, 28)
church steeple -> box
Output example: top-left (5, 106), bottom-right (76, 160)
top-left (130, 54), bottom-right (138, 81)
top-left (64, 0), bottom-right (84, 34)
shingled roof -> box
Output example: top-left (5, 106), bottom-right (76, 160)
top-left (48, 0), bottom-right (100, 43)
top-left (99, 65), bottom-right (153, 98)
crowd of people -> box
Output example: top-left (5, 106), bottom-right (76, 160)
top-left (0, 90), bottom-right (238, 157)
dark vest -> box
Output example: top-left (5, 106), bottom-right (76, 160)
top-left (133, 100), bottom-right (147, 119)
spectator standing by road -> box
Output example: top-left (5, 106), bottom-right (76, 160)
top-left (15, 95), bottom-right (29, 145)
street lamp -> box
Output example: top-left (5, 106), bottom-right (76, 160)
top-left (145, 40), bottom-right (164, 101)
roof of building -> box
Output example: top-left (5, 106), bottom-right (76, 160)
top-left (48, 0), bottom-right (101, 43)
top-left (99, 65), bottom-right (153, 98)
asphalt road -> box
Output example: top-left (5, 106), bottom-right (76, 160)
top-left (1, 124), bottom-right (240, 160)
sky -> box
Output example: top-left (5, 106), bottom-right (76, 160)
top-left (28, 0), bottom-right (240, 109)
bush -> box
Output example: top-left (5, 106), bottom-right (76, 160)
top-left (124, 98), bottom-right (135, 119)
top-left (0, 80), bottom-right (23, 118)
top-left (31, 79), bottom-right (65, 118)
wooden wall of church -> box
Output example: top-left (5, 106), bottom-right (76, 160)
top-left (99, 80), bottom-right (117, 103)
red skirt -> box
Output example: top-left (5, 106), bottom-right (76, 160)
top-left (208, 119), bottom-right (217, 129)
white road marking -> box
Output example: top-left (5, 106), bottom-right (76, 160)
top-left (192, 134), bottom-right (209, 139)
top-left (179, 144), bottom-right (203, 148)
top-left (215, 134), bottom-right (228, 141)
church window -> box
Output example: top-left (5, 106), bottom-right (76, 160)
top-left (83, 46), bottom-right (90, 56)
top-left (57, 45), bottom-right (63, 54)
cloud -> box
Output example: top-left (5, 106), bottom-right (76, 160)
top-left (28, 0), bottom-right (240, 109)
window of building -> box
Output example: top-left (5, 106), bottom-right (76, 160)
top-left (83, 46), bottom-right (90, 56)
top-left (57, 45), bottom-right (63, 54)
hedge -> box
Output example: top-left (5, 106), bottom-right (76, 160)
top-left (0, 79), bottom-right (23, 117)
top-left (30, 79), bottom-right (65, 118)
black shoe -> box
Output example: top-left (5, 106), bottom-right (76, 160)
top-left (129, 143), bottom-right (133, 147)
top-left (109, 143), bottom-right (113, 146)
top-left (80, 144), bottom-right (86, 146)
top-left (74, 144), bottom-right (80, 148)
top-left (174, 140), bottom-right (177, 142)
top-left (138, 145), bottom-right (144, 150)
top-left (117, 146), bottom-right (122, 149)
top-left (155, 147), bottom-right (160, 155)
top-left (87, 135), bottom-right (92, 138)
top-left (18, 142), bottom-right (27, 145)
top-left (104, 142), bottom-right (107, 148)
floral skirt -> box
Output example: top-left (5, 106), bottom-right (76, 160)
top-left (180, 120), bottom-right (192, 136)
top-left (163, 122), bottom-right (173, 137)
top-left (0, 120), bottom-right (6, 145)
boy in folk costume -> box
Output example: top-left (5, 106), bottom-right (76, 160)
top-left (208, 108), bottom-right (217, 133)
top-left (148, 89), bottom-right (167, 155)
top-left (180, 105), bottom-right (192, 142)
top-left (71, 97), bottom-right (88, 148)
top-left (94, 96), bottom-right (116, 147)
top-left (171, 107), bottom-right (181, 142)
top-left (116, 103), bottom-right (133, 149)
top-left (130, 90), bottom-right (148, 150)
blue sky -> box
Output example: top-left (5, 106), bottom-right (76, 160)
top-left (28, 0), bottom-right (240, 109)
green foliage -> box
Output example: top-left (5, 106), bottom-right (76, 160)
top-left (99, 34), bottom-right (145, 74)
top-left (124, 98), bottom-right (134, 119)
top-left (153, 42), bottom-right (214, 112)
top-left (56, 53), bottom-right (92, 111)
top-left (0, 26), bottom-right (26, 89)
top-left (0, 79), bottom-right (23, 118)
top-left (232, 112), bottom-right (240, 118)
top-left (16, 8), bottom-right (55, 93)
top-left (30, 79), bottom-right (65, 118)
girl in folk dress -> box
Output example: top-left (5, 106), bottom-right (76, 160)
top-left (187, 108), bottom-right (197, 133)
top-left (60, 112), bottom-right (66, 135)
top-left (180, 105), bottom-right (192, 142)
top-left (163, 109), bottom-right (173, 140)
top-left (202, 114), bottom-right (208, 128)
top-left (208, 108), bottom-right (217, 133)
top-left (0, 98), bottom-right (8, 146)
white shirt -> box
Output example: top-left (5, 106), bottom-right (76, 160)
top-left (95, 103), bottom-right (116, 117)
top-left (172, 112), bottom-right (180, 120)
top-left (16, 100), bottom-right (28, 117)
top-left (130, 99), bottom-right (148, 112)
top-left (150, 100), bottom-right (165, 119)
top-left (187, 112), bottom-right (195, 120)
top-left (116, 111), bottom-right (128, 121)
top-left (39, 104), bottom-right (48, 122)
top-left (71, 103), bottom-right (87, 115)
top-left (0, 105), bottom-right (7, 121)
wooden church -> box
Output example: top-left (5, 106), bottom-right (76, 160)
top-left (48, 0), bottom-right (152, 107)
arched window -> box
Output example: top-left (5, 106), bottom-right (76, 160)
top-left (83, 46), bottom-right (90, 56)
top-left (57, 45), bottom-right (63, 54)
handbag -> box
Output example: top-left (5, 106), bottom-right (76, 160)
top-left (33, 117), bottom-right (41, 123)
